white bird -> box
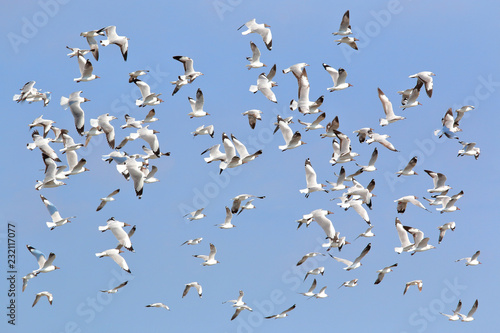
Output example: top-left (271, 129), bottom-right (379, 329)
top-left (299, 279), bottom-right (317, 297)
top-left (290, 69), bottom-right (324, 115)
top-left (95, 249), bottom-right (131, 273)
top-left (394, 195), bottom-right (429, 213)
top-left (238, 19), bottom-right (272, 50)
top-left (129, 70), bottom-right (149, 83)
top-left (29, 115), bottom-right (55, 138)
top-left (396, 156), bottom-right (418, 177)
top-left (424, 170), bottom-right (452, 193)
top-left (222, 132), bottom-right (236, 162)
top-left (24, 90), bottom-right (51, 107)
top-left (84, 118), bottom-right (103, 147)
top-left (394, 218), bottom-right (413, 254)
top-left (192, 125), bottom-right (214, 138)
top-left (313, 286), bottom-right (329, 299)
top-left (276, 115), bottom-right (306, 151)
top-left (188, 88), bottom-right (210, 118)
top-left (115, 225), bottom-right (136, 251)
top-left (237, 199), bottom-right (256, 215)
top-left (298, 112), bottom-right (326, 131)
top-left (22, 272), bottom-right (36, 292)
top-left (332, 10), bottom-right (352, 35)
top-left (74, 52), bottom-right (99, 82)
top-left (201, 144), bottom-right (226, 164)
top-left (459, 300), bottom-right (478, 322)
top-left (435, 108), bottom-right (460, 139)
top-left (181, 237), bottom-right (203, 246)
top-left (374, 263), bottom-right (398, 284)
top-left (330, 130), bottom-right (359, 164)
top-left (330, 243), bottom-right (371, 271)
top-left (339, 279), bottom-right (359, 289)
top-left (458, 141), bottom-right (480, 159)
top-left (100, 26), bottom-right (129, 61)
top-left (32, 292), bottom-right (53, 307)
top-left (35, 154), bottom-right (66, 190)
top-left (403, 280), bottom-right (423, 295)
top-left (265, 304), bottom-right (296, 319)
top-left (183, 208), bottom-right (206, 221)
top-left (132, 79), bottom-right (163, 107)
top-left (27, 130), bottom-right (60, 162)
top-left (97, 113), bottom-right (117, 148)
top-left (366, 132), bottom-right (398, 152)
top-left (355, 226), bottom-right (375, 240)
top-left (310, 209), bottom-right (336, 243)
top-left (378, 88), bottom-right (405, 126)
top-left (231, 134), bottom-right (262, 163)
top-left (193, 243), bottom-right (219, 266)
top-left (249, 65), bottom-right (278, 103)
top-left (334, 36), bottom-right (359, 50)
top-left (343, 167), bottom-right (364, 182)
top-left (171, 75), bottom-right (189, 96)
top-left (320, 116), bottom-right (340, 138)
top-left (338, 196), bottom-right (371, 226)
top-left (283, 62), bottom-right (309, 76)
top-left (326, 166), bottom-right (348, 191)
top-left (59, 130), bottom-right (83, 153)
top-left (101, 281), bottom-right (128, 294)
top-left (182, 282), bottom-right (202, 298)
top-left (242, 109), bottom-right (262, 129)
top-left (296, 252), bottom-right (325, 266)
top-left (145, 303), bottom-right (170, 310)
top-left (216, 207), bottom-right (235, 229)
top-left (456, 251), bottom-right (481, 266)
top-left (231, 194), bottom-right (265, 214)
top-left (300, 158), bottom-right (328, 198)
top-left (399, 87), bottom-right (421, 110)
top-left (223, 290), bottom-right (248, 307)
top-left (246, 41), bottom-right (266, 69)
top-left (40, 195), bottom-right (75, 230)
top-left (454, 105), bottom-right (474, 128)
top-left (440, 300), bottom-right (462, 321)
top-left (437, 222), bottom-right (456, 244)
top-left (14, 80), bottom-right (37, 103)
top-left (323, 63), bottom-right (352, 91)
top-left (96, 189), bottom-right (120, 212)
top-left (67, 46), bottom-right (91, 58)
top-left (142, 109), bottom-right (159, 123)
top-left (80, 28), bottom-right (105, 60)
top-left (403, 226), bottom-right (436, 255)
top-left (26, 245), bottom-right (49, 273)
top-left (60, 91), bottom-right (90, 135)
top-left (98, 217), bottom-right (134, 252)
top-left (409, 71), bottom-right (435, 98)
top-left (353, 127), bottom-right (373, 143)
top-left (356, 147), bottom-right (378, 172)
top-left (125, 157), bottom-right (145, 199)
top-left (33, 251), bottom-right (59, 276)
top-left (304, 267), bottom-right (325, 281)
top-left (173, 55), bottom-right (203, 83)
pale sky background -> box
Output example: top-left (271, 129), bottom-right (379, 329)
top-left (2, 1), bottom-right (499, 332)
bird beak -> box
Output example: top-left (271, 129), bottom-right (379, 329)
top-left (119, 250), bottom-right (125, 254)
top-left (345, 241), bottom-right (351, 245)
top-left (354, 38), bottom-right (360, 41)
top-left (55, 266), bottom-right (60, 270)
top-left (264, 24), bottom-right (271, 27)
top-left (418, 102), bottom-right (422, 105)
top-left (326, 211), bottom-right (334, 215)
top-left (153, 130), bottom-right (160, 134)
top-left (124, 223), bottom-right (131, 227)
top-left (96, 76), bottom-right (101, 79)
top-left (84, 98), bottom-right (90, 102)
top-left (263, 64), bottom-right (267, 67)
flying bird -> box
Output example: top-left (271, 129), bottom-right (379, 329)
top-left (332, 10), bottom-right (352, 35)
top-left (193, 243), bottom-right (220, 266)
top-left (455, 250), bottom-right (481, 266)
top-left (323, 63), bottom-right (352, 91)
top-left (265, 304), bottom-right (296, 319)
top-left (458, 300), bottom-right (478, 322)
top-left (101, 281), bottom-right (128, 294)
top-left (394, 195), bottom-right (429, 213)
top-left (40, 195), bottom-right (75, 230)
top-left (60, 91), bottom-right (90, 135)
top-left (403, 280), bottom-right (423, 295)
top-left (334, 36), bottom-right (359, 50)
top-left (173, 55), bottom-right (203, 83)
top-left (238, 19), bottom-right (272, 50)
top-left (181, 237), bottom-right (203, 246)
top-left (457, 141), bottom-right (480, 159)
top-left (182, 282), bottom-right (202, 298)
top-left (409, 71), bottom-right (435, 98)
top-left (276, 115), bottom-right (306, 151)
top-left (396, 156), bottom-right (418, 177)
top-left (188, 88), bottom-right (210, 118)
top-left (96, 189), bottom-right (120, 212)
top-left (95, 249), bottom-right (131, 273)
top-left (304, 267), bottom-right (325, 281)
top-left (183, 208), bottom-right (206, 221)
top-left (242, 110), bottom-right (262, 129)
top-left (100, 26), bottom-right (129, 61)
top-left (329, 243), bottom-right (371, 270)
top-left (440, 300), bottom-right (462, 321)
top-left (378, 88), bottom-right (405, 126)
top-left (249, 64), bottom-right (278, 103)
top-left (296, 252), bottom-right (325, 266)
top-left (374, 263), bottom-right (398, 285)
top-left (73, 52), bottom-right (99, 82)
top-left (246, 41), bottom-right (266, 69)
top-left (145, 303), bottom-right (170, 310)
top-left (339, 279), bottom-right (359, 289)
top-left (131, 79), bottom-right (163, 107)
top-left (32, 292), bottom-right (53, 307)
top-left (98, 217), bottom-right (134, 252)
top-left (437, 222), bottom-right (456, 244)
top-left (300, 158), bottom-right (328, 198)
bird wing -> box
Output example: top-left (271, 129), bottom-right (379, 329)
top-left (395, 218), bottom-right (412, 248)
top-left (471, 250), bottom-right (480, 261)
top-left (330, 255), bottom-right (353, 267)
top-left (467, 300), bottom-right (478, 318)
top-left (403, 156), bottom-right (417, 173)
top-left (339, 10), bottom-right (350, 31)
top-left (250, 41), bottom-right (261, 61)
top-left (368, 148), bottom-right (378, 166)
top-left (209, 243), bottom-right (217, 260)
top-left (354, 243), bottom-right (371, 264)
top-left (378, 88), bottom-right (395, 118)
top-left (195, 88), bottom-right (204, 111)
top-left (323, 63), bottom-right (338, 85)
top-left (134, 80), bottom-right (152, 99)
top-left (40, 195), bottom-right (62, 222)
top-left (27, 245), bottom-right (46, 269)
top-left (109, 251), bottom-right (130, 272)
top-left (305, 160), bottom-right (318, 188)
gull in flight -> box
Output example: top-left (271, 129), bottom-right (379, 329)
top-left (27, 130), bottom-right (60, 162)
top-left (437, 222), bottom-right (456, 244)
top-left (100, 26), bottom-right (129, 61)
top-left (337, 195), bottom-right (371, 226)
top-left (396, 156), bottom-right (418, 177)
top-left (223, 290), bottom-right (252, 320)
top-left (182, 282), bottom-right (202, 298)
top-left (173, 55), bottom-right (203, 83)
top-left (192, 125), bottom-right (214, 138)
top-left (439, 300), bottom-right (462, 321)
top-left (458, 141), bottom-right (480, 159)
top-left (436, 190), bottom-right (464, 213)
top-left (188, 88), bottom-right (210, 118)
top-left (312, 286), bottom-right (329, 298)
top-left (409, 71), bottom-right (435, 98)
top-left (296, 252), bottom-right (325, 266)
top-left (394, 218), bottom-right (413, 254)
top-left (424, 191), bottom-right (452, 207)
top-left (356, 147), bottom-right (378, 172)
top-left (374, 263), bottom-right (398, 284)
top-left (128, 69), bottom-right (149, 83)
top-left (231, 134), bottom-right (262, 163)
top-left (353, 127), bottom-right (373, 143)
top-left (326, 166), bottom-right (348, 191)
top-left (298, 112), bottom-right (326, 131)
top-left (456, 250), bottom-right (481, 266)
top-left (26, 245), bottom-right (60, 277)
top-left (330, 243), bottom-right (371, 271)
top-left (237, 199), bottom-right (256, 215)
top-left (60, 91), bottom-right (90, 135)
top-left (332, 10), bottom-right (352, 35)
top-left (242, 109), bottom-right (262, 129)
top-left (97, 113), bottom-right (117, 149)
top-left (454, 105), bottom-right (474, 128)
top-left (80, 28), bottom-right (105, 60)
top-left (458, 300), bottom-right (478, 322)
top-left (145, 303), bottom-right (170, 310)
top-left (309, 209), bottom-right (337, 246)
top-left (378, 88), bottom-right (405, 126)
top-left (73, 51), bottom-right (99, 82)
top-left (98, 217), bottom-right (135, 252)
top-left (300, 158), bottom-right (328, 198)
top-left (323, 63), bottom-right (352, 91)
top-left (282, 62), bottom-right (309, 75)
top-left (367, 132), bottom-right (398, 152)
top-left (101, 281), bottom-right (128, 294)
top-left (265, 304), bottom-right (296, 319)
top-left (40, 195), bottom-right (75, 230)
top-left (355, 226), bottom-right (375, 240)
top-left (181, 237), bottom-right (203, 246)
top-left (424, 170), bottom-right (452, 193)
top-left (334, 36), bottom-right (359, 50)
top-left (330, 130), bottom-right (359, 164)
top-left (96, 189), bottom-right (120, 212)
top-left (22, 272), bottom-right (36, 292)
top-left (14, 80), bottom-right (38, 103)
top-left (29, 115), bottom-right (55, 138)
top-left (403, 226), bottom-right (436, 255)
top-left (193, 243), bottom-right (220, 266)
top-left (399, 85), bottom-right (422, 110)
top-left (320, 115), bottom-right (340, 138)
top-left (35, 154), bottom-right (66, 190)
top-left (95, 249), bottom-right (131, 273)
top-left (246, 41), bottom-right (266, 69)
top-left (131, 79), bottom-right (163, 107)
top-left (249, 64), bottom-right (278, 103)
top-left (276, 115), bottom-right (306, 151)
top-left (32, 292), bottom-right (53, 307)
top-left (434, 108), bottom-right (460, 139)
top-left (238, 19), bottom-right (272, 50)
top-left (115, 226), bottom-right (136, 251)
top-left (231, 195), bottom-right (265, 214)
top-left (290, 68), bottom-right (324, 115)
top-left (299, 279), bottom-right (317, 297)
top-left (304, 267), bottom-right (325, 281)
top-left (66, 46), bottom-right (90, 58)
top-left (394, 195), bottom-right (430, 213)
top-left (403, 280), bottom-right (423, 295)
top-left (216, 207), bottom-right (235, 229)
top-left (339, 279), bottom-right (359, 289)
top-left (183, 208), bottom-right (206, 221)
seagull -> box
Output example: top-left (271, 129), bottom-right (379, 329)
top-left (459, 300), bottom-right (478, 322)
top-left (35, 154), bottom-right (66, 190)
top-left (273, 115), bottom-right (294, 134)
top-left (40, 195), bottom-right (75, 230)
top-left (409, 71), bottom-right (435, 98)
top-left (403, 280), bottom-right (423, 295)
top-left (84, 118), bottom-right (103, 147)
top-left (343, 167), bottom-right (364, 182)
top-left (310, 209), bottom-right (341, 248)
top-left (296, 252), bottom-right (325, 266)
top-left (171, 75), bottom-right (189, 96)
top-left (97, 113), bottom-right (117, 148)
top-left (223, 290), bottom-right (247, 307)
top-left (173, 56), bottom-right (203, 83)
top-left (339, 279), bottom-right (359, 289)
top-left (320, 116), bottom-right (340, 138)
top-left (437, 222), bottom-right (456, 244)
top-left (332, 10), bottom-right (352, 35)
top-left (238, 19), bottom-right (272, 50)
top-left (439, 300), bottom-right (462, 321)
top-left (237, 199), bottom-right (256, 215)
top-left (330, 130), bottom-right (359, 164)
top-left (424, 170), bottom-right (452, 193)
top-left (458, 141), bottom-right (480, 159)
top-left (101, 281), bottom-right (128, 294)
top-left (434, 108), bottom-right (460, 139)
top-left (100, 26), bottom-right (129, 61)
top-left (145, 303), bottom-right (170, 310)
top-left (125, 157), bottom-right (145, 198)
top-left (95, 249), bottom-right (131, 273)
top-left (193, 243), bottom-right (219, 266)
top-left (345, 178), bottom-right (376, 209)
top-left (33, 251), bottom-right (59, 276)
top-left (456, 251), bottom-right (481, 266)
top-left (74, 52), bottom-right (99, 82)
top-left (355, 226), bottom-right (375, 240)
top-left (201, 144), bottom-right (226, 164)
top-left (394, 196), bottom-right (430, 213)
top-left (140, 145), bottom-right (170, 163)
top-left (353, 127), bottom-right (373, 143)
top-left (181, 237), bottom-right (203, 246)
top-left (326, 166), bottom-right (348, 191)
top-left (80, 28), bottom-right (105, 60)
top-left (323, 64), bottom-right (352, 91)
top-left (22, 272), bottom-right (36, 292)
top-left (182, 282), bottom-right (202, 298)
top-left (142, 109), bottom-right (159, 123)
top-left (454, 105), bottom-right (474, 128)
top-left (283, 62), bottom-right (309, 76)
top-left (246, 41), bottom-right (266, 69)
top-left (231, 134), bottom-right (262, 163)
top-left (399, 86), bottom-right (421, 110)
top-left (26, 245), bottom-right (48, 273)
top-left (378, 88), bottom-right (405, 126)
top-left (24, 90), bottom-right (52, 107)
top-left (366, 132), bottom-right (398, 152)
top-left (313, 286), bottom-right (329, 299)
top-left (276, 115), bottom-right (306, 151)
top-left (216, 207), bottom-right (235, 229)
top-left (98, 217), bottom-right (134, 252)
top-left (96, 189), bottom-right (120, 212)
top-left (330, 243), bottom-right (371, 271)
top-left (242, 110), bottom-right (262, 129)
top-left (265, 304), bottom-right (296, 319)
top-left (131, 79), bottom-right (163, 107)
top-left (59, 130), bottom-right (83, 153)
top-left (129, 70), bottom-right (149, 83)
top-left (300, 158), bottom-right (328, 198)
top-left (299, 279), bottom-right (317, 297)
top-left (403, 226), bottom-right (435, 255)
top-left (14, 80), bottom-right (38, 103)
top-left (29, 115), bottom-right (55, 138)
top-left (374, 263), bottom-right (398, 284)
top-left (192, 125), bottom-right (214, 138)
top-left (290, 68), bottom-right (324, 115)
top-left (337, 195), bottom-right (371, 226)
top-left (60, 91), bottom-right (90, 135)
top-left (356, 147), bottom-right (378, 172)
top-left (394, 218), bottom-right (413, 254)
top-left (304, 267), bottom-right (325, 281)
top-left (115, 225), bottom-right (136, 251)
top-left (396, 156), bottom-right (418, 177)
top-left (334, 36), bottom-right (359, 50)
top-left (32, 292), bottom-right (53, 307)
top-left (27, 130), bottom-right (60, 162)
top-left (249, 65), bottom-right (278, 103)
top-left (188, 88), bottom-right (210, 118)
top-left (66, 46), bottom-right (90, 58)
top-left (298, 112), bottom-right (326, 131)
top-left (183, 208), bottom-right (206, 222)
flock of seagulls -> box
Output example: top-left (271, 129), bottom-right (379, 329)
top-left (14, 8), bottom-right (482, 327)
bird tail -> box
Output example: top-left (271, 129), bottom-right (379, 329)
top-left (46, 222), bottom-right (56, 229)
top-left (60, 96), bottom-right (69, 109)
top-left (249, 85), bottom-right (258, 93)
top-left (98, 226), bottom-right (108, 232)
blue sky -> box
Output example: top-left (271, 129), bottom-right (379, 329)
top-left (2, 0), bottom-right (499, 332)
